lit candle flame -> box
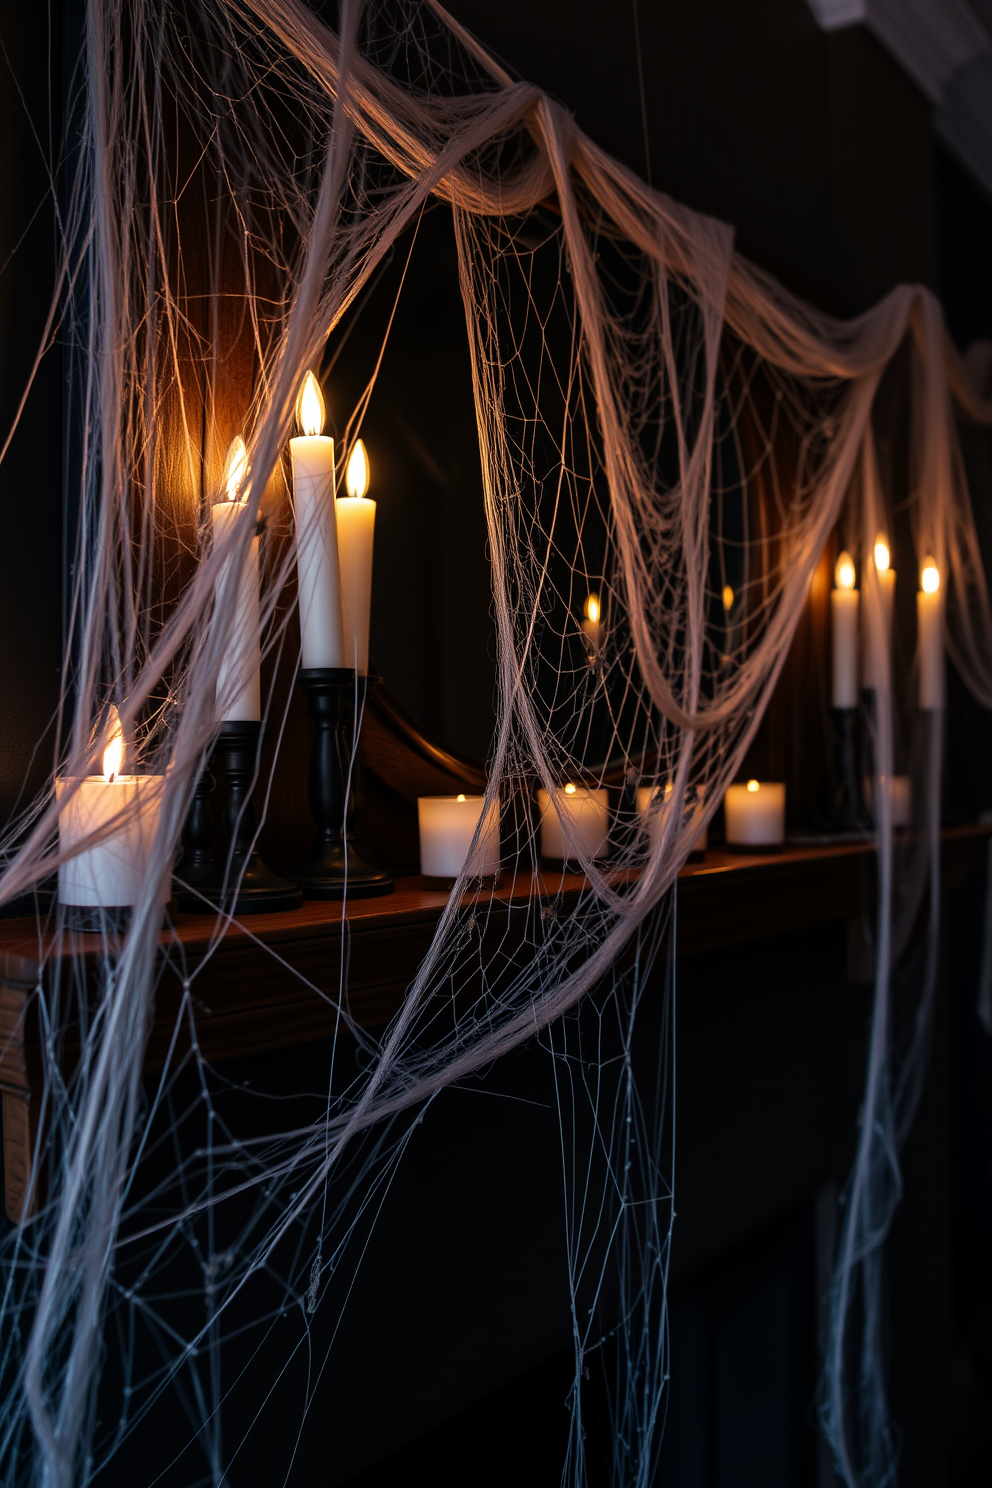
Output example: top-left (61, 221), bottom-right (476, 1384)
top-left (457, 793), bottom-right (466, 802)
top-left (873, 535), bottom-right (890, 573)
top-left (584, 593), bottom-right (600, 624)
top-left (102, 706), bottom-right (124, 782)
top-left (223, 436), bottom-right (248, 503)
top-left (746, 778), bottom-right (759, 793)
top-left (835, 551), bottom-right (856, 590)
top-left (564, 783), bottom-right (577, 796)
top-left (297, 371), bottom-right (325, 438)
top-left (346, 438), bottom-right (370, 499)
top-left (722, 584), bottom-right (734, 612)
top-left (921, 558), bottom-right (940, 594)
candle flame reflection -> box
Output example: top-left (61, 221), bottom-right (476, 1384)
top-left (297, 372), bottom-right (325, 438)
top-left (835, 551), bottom-right (856, 590)
top-left (746, 779), bottom-right (759, 793)
top-left (223, 436), bottom-right (248, 503)
top-left (874, 535), bottom-right (891, 573)
top-left (103, 707), bottom-right (124, 782)
top-left (346, 439), bottom-right (370, 498)
top-left (921, 559), bottom-right (940, 594)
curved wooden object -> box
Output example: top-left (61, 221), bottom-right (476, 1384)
top-left (360, 683), bottom-right (488, 801)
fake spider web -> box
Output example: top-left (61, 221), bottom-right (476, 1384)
top-left (1, 2), bottom-right (991, 1485)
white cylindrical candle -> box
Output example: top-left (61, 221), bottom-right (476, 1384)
top-left (290, 373), bottom-right (346, 670)
top-left (636, 782), bottom-right (708, 853)
top-left (830, 551), bottom-right (859, 708)
top-left (537, 784), bottom-right (610, 862)
top-left (337, 440), bottom-right (375, 675)
top-left (417, 794), bottom-right (501, 879)
top-left (56, 713), bottom-right (167, 909)
top-left (724, 780), bottom-right (786, 847)
top-left (866, 535), bottom-right (895, 690)
top-left (917, 558), bottom-right (943, 710)
top-left (212, 493), bottom-right (261, 722)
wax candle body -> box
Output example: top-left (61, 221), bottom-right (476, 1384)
top-left (212, 500), bottom-right (261, 721)
top-left (866, 569), bottom-right (896, 690)
top-left (831, 589), bottom-right (859, 708)
top-left (917, 588), bottom-right (943, 709)
top-left (724, 781), bottom-right (786, 847)
top-left (291, 433), bottom-right (346, 669)
top-left (418, 795), bottom-right (501, 878)
top-left (337, 495), bottom-right (376, 674)
top-left (57, 775), bottom-right (167, 907)
top-left (635, 783), bottom-right (708, 853)
top-left (866, 773), bottom-right (912, 828)
top-left (537, 786), bottom-right (610, 862)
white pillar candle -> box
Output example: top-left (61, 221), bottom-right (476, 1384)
top-left (830, 550), bottom-right (859, 708)
top-left (290, 372), bottom-right (346, 670)
top-left (537, 784), bottom-right (610, 862)
top-left (636, 782), bottom-right (708, 853)
top-left (56, 711), bottom-right (167, 908)
top-left (337, 439), bottom-right (376, 675)
top-left (866, 773), bottom-right (912, 828)
top-left (212, 436), bottom-right (261, 721)
top-left (417, 794), bottom-right (501, 879)
top-left (866, 534), bottom-right (896, 690)
top-left (724, 779), bottom-right (786, 847)
top-left (917, 558), bottom-right (943, 710)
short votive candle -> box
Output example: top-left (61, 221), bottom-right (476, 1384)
top-left (723, 780), bottom-right (786, 848)
top-left (537, 784), bottom-right (610, 862)
top-left (418, 795), bottom-right (501, 879)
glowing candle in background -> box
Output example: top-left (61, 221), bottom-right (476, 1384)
top-left (867, 533), bottom-right (896, 690)
top-left (290, 372), bottom-right (345, 670)
top-left (830, 550), bottom-right (859, 708)
top-left (336, 438), bottom-right (376, 674)
top-left (212, 436), bottom-right (261, 721)
top-left (537, 783), bottom-right (610, 862)
top-left (917, 557), bottom-right (943, 709)
top-left (581, 592), bottom-right (603, 659)
top-left (417, 794), bottom-right (501, 879)
top-left (723, 778), bottom-right (786, 848)
top-left (635, 782), bottom-right (708, 853)
top-left (56, 707), bottom-right (168, 913)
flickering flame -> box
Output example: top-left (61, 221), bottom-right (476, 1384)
top-left (722, 584), bottom-right (734, 612)
top-left (873, 535), bottom-right (890, 573)
top-left (223, 436), bottom-right (248, 503)
top-left (564, 783), bottom-right (577, 796)
top-left (297, 371), bottom-right (325, 438)
top-left (457, 793), bottom-right (466, 802)
top-left (584, 593), bottom-right (600, 624)
top-left (921, 558), bottom-right (940, 594)
top-left (835, 551), bottom-right (856, 590)
top-left (746, 778), bottom-right (759, 793)
top-left (346, 439), bottom-right (370, 499)
top-left (103, 707), bottom-right (124, 782)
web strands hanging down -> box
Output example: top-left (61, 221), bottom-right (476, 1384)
top-left (0, 1), bottom-right (990, 1486)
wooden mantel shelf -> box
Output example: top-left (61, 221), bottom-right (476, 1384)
top-left (1, 823), bottom-right (988, 1222)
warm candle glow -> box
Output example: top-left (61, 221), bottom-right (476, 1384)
top-left (874, 535), bottom-right (890, 573)
top-left (921, 558), bottom-right (940, 594)
top-left (345, 438), bottom-right (370, 499)
top-left (223, 435), bottom-right (248, 503)
top-left (835, 551), bottom-right (856, 590)
top-left (457, 793), bottom-right (466, 802)
top-left (296, 371), bottom-right (325, 438)
top-left (102, 707), bottom-right (124, 783)
top-left (584, 593), bottom-right (601, 624)
top-left (722, 584), bottom-right (734, 612)
top-left (564, 783), bottom-right (577, 796)
top-left (746, 778), bottom-right (759, 793)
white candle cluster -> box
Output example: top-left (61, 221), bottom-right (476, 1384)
top-left (830, 536), bottom-right (943, 711)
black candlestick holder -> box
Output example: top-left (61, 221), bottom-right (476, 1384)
top-left (291, 667), bottom-right (393, 899)
top-left (174, 761), bottom-right (216, 886)
top-left (177, 721), bottom-right (303, 914)
top-left (831, 706), bottom-right (867, 833)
